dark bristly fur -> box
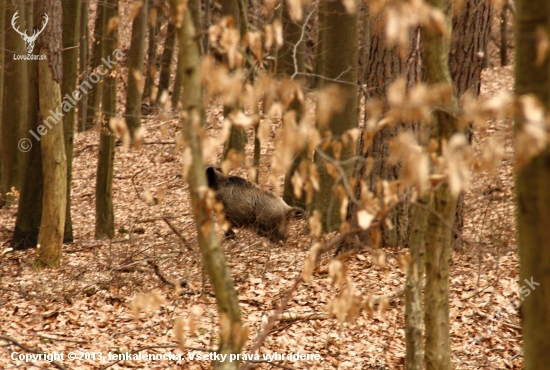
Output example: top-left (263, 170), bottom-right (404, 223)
top-left (206, 167), bottom-right (304, 241)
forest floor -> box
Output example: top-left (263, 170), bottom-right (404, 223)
top-left (0, 64), bottom-right (523, 370)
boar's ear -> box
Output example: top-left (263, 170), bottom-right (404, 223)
top-left (206, 167), bottom-right (219, 190)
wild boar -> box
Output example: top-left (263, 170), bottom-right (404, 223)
top-left (206, 167), bottom-right (304, 241)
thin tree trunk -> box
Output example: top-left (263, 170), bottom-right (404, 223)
top-left (95, 0), bottom-right (119, 239)
top-left (156, 21), bottom-right (176, 106)
top-left (142, 4), bottom-right (159, 104)
top-left (125, 0), bottom-right (148, 136)
top-left (203, 0), bottom-right (211, 53)
top-left (62, 0), bottom-right (81, 243)
top-left (282, 93), bottom-right (306, 207)
top-left (279, 1), bottom-right (307, 206)
top-left (221, 0), bottom-right (246, 162)
top-left (515, 1), bottom-right (550, 368)
top-left (500, 4), bottom-right (508, 66)
top-left (188, 0), bottom-right (203, 54)
top-left (422, 1), bottom-right (458, 369)
top-left (405, 203), bottom-right (428, 370)
top-left (35, 0), bottom-right (67, 268)
top-left (78, 0), bottom-right (89, 131)
top-left (84, 1), bottom-right (106, 131)
top-left (169, 2), bottom-right (244, 368)
top-left (171, 45), bottom-right (184, 110)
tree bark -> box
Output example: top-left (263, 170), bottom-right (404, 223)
top-left (449, 0), bottom-right (492, 99)
top-left (35, 0), bottom-right (67, 268)
top-left (78, 0), bottom-right (89, 131)
top-left (449, 0), bottom-right (491, 244)
top-left (84, 1), bottom-right (106, 131)
top-left (405, 202), bottom-right (428, 370)
top-left (221, 0), bottom-right (247, 162)
top-left (279, 1), bottom-right (307, 206)
top-left (142, 3), bottom-right (159, 104)
top-left (62, 0), bottom-right (81, 243)
top-left (1, 0), bottom-right (29, 204)
top-left (354, 9), bottom-right (422, 248)
top-left (171, 42), bottom-right (184, 110)
top-left (515, 1), bottom-right (550, 369)
top-left (422, 1), bottom-right (458, 369)
top-left (11, 138), bottom-right (43, 250)
top-left (95, 0), bottom-right (119, 239)
top-left (0, 2), bottom-right (5, 208)
top-left (10, 2), bottom-right (43, 250)
top-left (156, 21), bottom-right (176, 106)
top-left (125, 0), bottom-right (148, 136)
top-left (169, 1), bottom-right (244, 368)
top-left (314, 1), bottom-right (359, 231)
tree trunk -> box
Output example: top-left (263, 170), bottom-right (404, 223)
top-left (171, 43), bottom-right (184, 110)
top-left (203, 0), bottom-right (211, 53)
top-left (170, 2), bottom-right (244, 368)
top-left (9, 2), bottom-right (43, 251)
top-left (314, 1), bottom-right (359, 231)
top-left (515, 2), bottom-right (550, 369)
top-left (1, 0), bottom-right (29, 204)
top-left (125, 0), bottom-right (148, 136)
top-left (35, 0), bottom-right (67, 268)
top-left (422, 1), bottom-right (458, 369)
top-left (84, 1), bottom-right (106, 131)
top-left (78, 0), bottom-right (89, 131)
top-left (156, 21), bottom-right (176, 106)
top-left (188, 0), bottom-right (203, 53)
top-left (354, 9), bottom-right (422, 248)
top-left (221, 0), bottom-right (247, 162)
top-left (279, 1), bottom-right (307, 206)
top-left (62, 0), bottom-right (81, 243)
top-left (449, 0), bottom-right (492, 243)
top-left (142, 4), bottom-right (159, 104)
top-left (0, 2), bottom-right (5, 208)
top-left (449, 0), bottom-right (492, 99)
top-left (405, 202), bottom-right (428, 370)
top-left (500, 4), bottom-right (508, 66)
top-left (95, 0), bottom-right (119, 239)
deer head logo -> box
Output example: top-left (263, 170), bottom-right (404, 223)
top-left (11, 11), bottom-right (49, 54)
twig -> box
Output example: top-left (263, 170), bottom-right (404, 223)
top-left (0, 335), bottom-right (68, 370)
top-left (162, 217), bottom-right (194, 252)
top-left (290, 6), bottom-right (316, 81)
top-left (315, 147), bottom-right (362, 207)
top-left (460, 280), bottom-right (499, 301)
top-left (244, 277), bottom-right (303, 363)
top-left (147, 260), bottom-right (188, 288)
